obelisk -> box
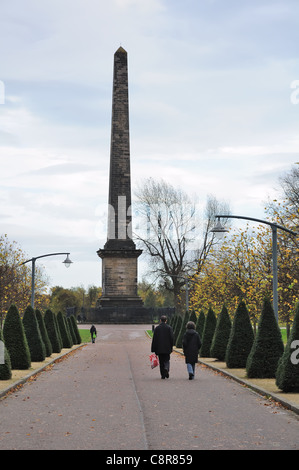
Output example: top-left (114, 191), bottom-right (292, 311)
top-left (97, 47), bottom-right (143, 309)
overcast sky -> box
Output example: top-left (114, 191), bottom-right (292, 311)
top-left (1, 0), bottom-right (299, 290)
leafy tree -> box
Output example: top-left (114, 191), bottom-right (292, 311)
top-left (225, 301), bottom-right (254, 368)
top-left (210, 304), bottom-right (231, 360)
top-left (0, 327), bottom-right (12, 380)
top-left (0, 235), bottom-right (49, 325)
top-left (276, 303), bottom-right (299, 392)
top-left (22, 305), bottom-right (46, 362)
top-left (246, 298), bottom-right (284, 378)
top-left (35, 309), bottom-right (52, 357)
top-left (44, 309), bottom-right (61, 353)
top-left (3, 304), bottom-right (31, 369)
top-left (57, 311), bottom-right (73, 348)
top-left (134, 179), bottom-right (230, 311)
top-left (200, 307), bottom-right (216, 357)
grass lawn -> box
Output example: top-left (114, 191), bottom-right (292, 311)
top-left (79, 329), bottom-right (92, 343)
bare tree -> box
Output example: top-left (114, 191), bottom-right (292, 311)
top-left (134, 178), bottom-right (230, 311)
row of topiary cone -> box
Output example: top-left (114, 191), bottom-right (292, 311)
top-left (171, 298), bottom-right (299, 393)
top-left (0, 304), bottom-right (81, 381)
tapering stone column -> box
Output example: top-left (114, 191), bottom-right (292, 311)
top-left (97, 47), bottom-right (143, 309)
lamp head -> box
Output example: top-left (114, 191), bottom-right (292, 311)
top-left (63, 254), bottom-right (73, 268)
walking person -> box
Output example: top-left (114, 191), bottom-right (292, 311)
top-left (90, 325), bottom-right (97, 343)
top-left (182, 321), bottom-right (201, 380)
top-left (151, 315), bottom-right (174, 379)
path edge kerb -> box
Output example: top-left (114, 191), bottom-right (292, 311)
top-left (0, 344), bottom-right (86, 399)
top-left (173, 348), bottom-right (299, 416)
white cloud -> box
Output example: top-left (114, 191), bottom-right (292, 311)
top-left (0, 0), bottom-right (299, 289)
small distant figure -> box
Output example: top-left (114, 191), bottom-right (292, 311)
top-left (182, 321), bottom-right (201, 380)
top-left (90, 325), bottom-right (97, 343)
top-left (151, 315), bottom-right (174, 379)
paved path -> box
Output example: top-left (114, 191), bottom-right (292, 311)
top-left (0, 324), bottom-right (298, 450)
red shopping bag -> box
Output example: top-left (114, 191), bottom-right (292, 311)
top-left (149, 353), bottom-right (159, 369)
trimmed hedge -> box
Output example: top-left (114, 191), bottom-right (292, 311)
top-left (44, 309), bottom-right (61, 353)
top-left (210, 304), bottom-right (231, 361)
top-left (3, 304), bottom-right (31, 370)
top-left (225, 301), bottom-right (254, 368)
top-left (35, 309), bottom-right (52, 357)
top-left (276, 303), bottom-right (299, 392)
top-left (0, 327), bottom-right (12, 380)
top-left (196, 310), bottom-right (205, 339)
top-left (176, 311), bottom-right (189, 348)
top-left (200, 307), bottom-right (216, 357)
top-left (70, 315), bottom-right (81, 344)
top-left (246, 298), bottom-right (284, 378)
top-left (57, 311), bottom-right (73, 348)
top-left (23, 305), bottom-right (46, 362)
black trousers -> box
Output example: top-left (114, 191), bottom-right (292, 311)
top-left (158, 353), bottom-right (170, 378)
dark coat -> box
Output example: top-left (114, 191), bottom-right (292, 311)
top-left (151, 322), bottom-right (174, 355)
top-left (182, 329), bottom-right (201, 364)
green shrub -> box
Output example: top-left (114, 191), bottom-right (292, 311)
top-left (44, 309), bottom-right (61, 353)
top-left (57, 311), bottom-right (73, 348)
top-left (276, 303), bottom-right (299, 392)
top-left (67, 317), bottom-right (77, 345)
top-left (70, 315), bottom-right (81, 344)
top-left (246, 298), bottom-right (284, 378)
top-left (176, 311), bottom-right (189, 348)
top-left (35, 309), bottom-right (52, 357)
top-left (200, 307), bottom-right (216, 357)
top-left (3, 304), bottom-right (31, 370)
top-left (0, 328), bottom-right (12, 380)
top-left (23, 305), bottom-right (46, 362)
top-left (174, 315), bottom-right (182, 345)
top-left (210, 304), bottom-right (231, 360)
top-left (196, 310), bottom-right (205, 339)
top-left (225, 301), bottom-right (254, 368)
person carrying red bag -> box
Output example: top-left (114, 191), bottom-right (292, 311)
top-left (151, 315), bottom-right (174, 379)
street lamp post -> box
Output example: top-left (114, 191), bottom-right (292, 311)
top-left (19, 253), bottom-right (73, 308)
top-left (211, 215), bottom-right (297, 322)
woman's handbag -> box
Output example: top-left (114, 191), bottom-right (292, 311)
top-left (149, 353), bottom-right (159, 369)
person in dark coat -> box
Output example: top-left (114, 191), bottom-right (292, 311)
top-left (182, 321), bottom-right (201, 380)
top-left (151, 315), bottom-right (174, 379)
top-left (90, 325), bottom-right (97, 343)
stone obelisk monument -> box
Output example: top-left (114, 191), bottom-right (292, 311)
top-left (97, 47), bottom-right (143, 312)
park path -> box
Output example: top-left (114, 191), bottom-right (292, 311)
top-left (0, 324), bottom-right (298, 450)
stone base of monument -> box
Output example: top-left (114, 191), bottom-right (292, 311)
top-left (88, 306), bottom-right (175, 324)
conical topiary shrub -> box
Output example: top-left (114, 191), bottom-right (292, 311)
top-left (276, 303), bottom-right (299, 392)
top-left (70, 315), bottom-right (81, 344)
top-left (3, 304), bottom-right (31, 370)
top-left (176, 311), bottom-right (189, 348)
top-left (225, 300), bottom-right (254, 368)
top-left (174, 315), bottom-right (182, 345)
top-left (200, 307), bottom-right (216, 357)
top-left (196, 310), bottom-right (205, 339)
top-left (210, 304), bottom-right (231, 361)
top-left (67, 316), bottom-right (77, 345)
top-left (23, 305), bottom-right (46, 362)
top-left (35, 309), bottom-right (52, 357)
top-left (44, 309), bottom-right (61, 353)
top-left (0, 328), bottom-right (12, 380)
top-left (57, 311), bottom-right (73, 348)
top-left (246, 298), bottom-right (284, 378)
top-left (189, 309), bottom-right (197, 324)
